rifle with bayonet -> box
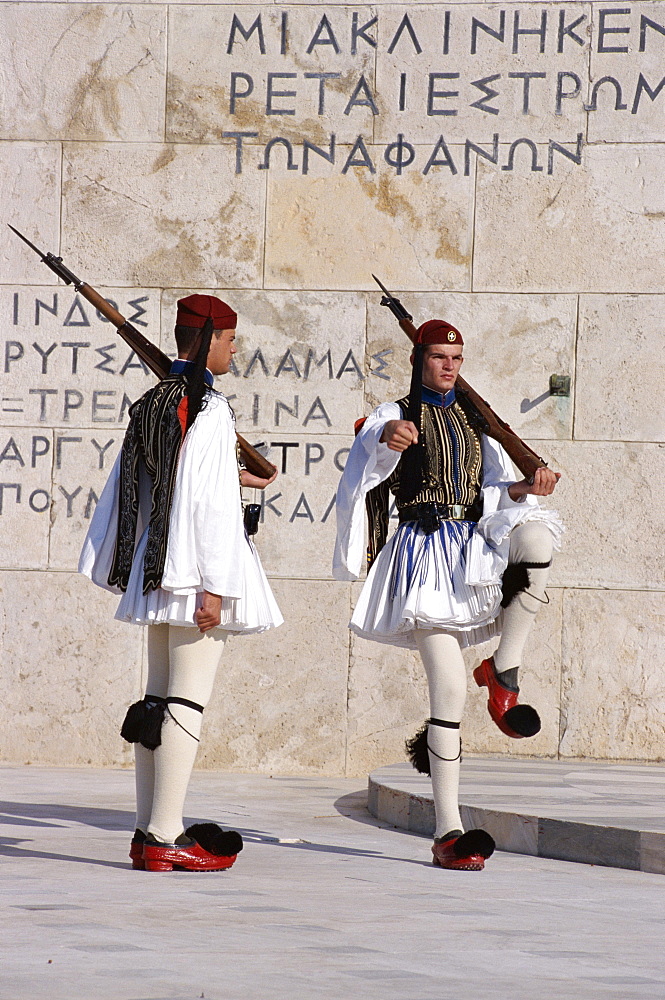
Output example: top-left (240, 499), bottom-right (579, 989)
top-left (8, 225), bottom-right (275, 480)
top-left (372, 275), bottom-right (550, 482)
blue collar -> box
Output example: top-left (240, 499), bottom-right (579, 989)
top-left (170, 359), bottom-right (214, 387)
top-left (421, 385), bottom-right (456, 408)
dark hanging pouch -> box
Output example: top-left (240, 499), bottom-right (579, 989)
top-left (419, 510), bottom-right (441, 535)
top-left (243, 503), bottom-right (261, 536)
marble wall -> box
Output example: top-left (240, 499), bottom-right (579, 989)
top-left (0, 1), bottom-right (663, 773)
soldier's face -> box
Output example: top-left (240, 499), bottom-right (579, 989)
top-left (420, 343), bottom-right (464, 393)
top-left (207, 328), bottom-right (237, 376)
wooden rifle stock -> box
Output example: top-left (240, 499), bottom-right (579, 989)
top-left (6, 224), bottom-right (275, 480)
top-left (76, 284), bottom-right (275, 479)
top-left (76, 283), bottom-right (170, 376)
top-left (455, 374), bottom-right (547, 481)
top-left (386, 294), bottom-right (549, 482)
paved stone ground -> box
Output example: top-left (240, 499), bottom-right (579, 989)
top-left (1, 764), bottom-right (665, 1000)
top-left (370, 758), bottom-right (665, 871)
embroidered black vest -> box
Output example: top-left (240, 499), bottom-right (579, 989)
top-left (365, 394), bottom-right (483, 568)
top-left (108, 375), bottom-right (188, 594)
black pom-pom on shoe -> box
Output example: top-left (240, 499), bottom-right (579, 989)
top-left (453, 829), bottom-right (495, 860)
top-left (186, 823), bottom-right (243, 857)
top-left (502, 704), bottom-right (541, 738)
top-left (405, 720), bottom-right (432, 776)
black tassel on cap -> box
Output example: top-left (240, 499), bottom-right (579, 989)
top-left (398, 343), bottom-right (425, 503)
top-left (185, 315), bottom-right (214, 433)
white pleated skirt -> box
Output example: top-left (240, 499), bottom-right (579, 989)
top-left (350, 520), bottom-right (503, 650)
top-left (115, 528), bottom-right (283, 634)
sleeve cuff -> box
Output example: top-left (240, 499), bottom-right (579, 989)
top-left (499, 484), bottom-right (527, 509)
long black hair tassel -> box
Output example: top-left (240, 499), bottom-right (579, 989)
top-left (398, 342), bottom-right (425, 503)
top-left (185, 316), bottom-right (214, 432)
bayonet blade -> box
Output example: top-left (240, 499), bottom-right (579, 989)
top-left (7, 223), bottom-right (47, 260)
top-left (372, 273), bottom-right (394, 298)
top-left (8, 223), bottom-right (81, 286)
top-left (372, 273), bottom-right (412, 323)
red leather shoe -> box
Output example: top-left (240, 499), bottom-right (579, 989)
top-left (432, 830), bottom-right (495, 871)
top-left (473, 656), bottom-right (541, 739)
top-left (143, 839), bottom-right (237, 872)
top-left (142, 824), bottom-right (243, 872)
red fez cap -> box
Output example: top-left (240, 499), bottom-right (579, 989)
top-left (415, 319), bottom-right (463, 346)
top-left (176, 294), bottom-right (237, 330)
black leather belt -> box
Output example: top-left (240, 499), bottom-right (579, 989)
top-left (398, 499), bottom-right (483, 532)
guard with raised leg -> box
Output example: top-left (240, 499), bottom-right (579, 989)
top-left (334, 293), bottom-right (563, 871)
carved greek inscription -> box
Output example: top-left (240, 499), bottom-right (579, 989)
top-left (224, 129), bottom-right (585, 176)
top-left (219, 8), bottom-right (664, 57)
top-left (0, 290), bottom-right (387, 551)
top-left (191, 5), bottom-right (665, 173)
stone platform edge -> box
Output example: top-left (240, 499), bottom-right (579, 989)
top-left (368, 769), bottom-right (665, 876)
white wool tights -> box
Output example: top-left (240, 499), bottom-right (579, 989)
top-left (135, 623), bottom-right (227, 843)
top-left (414, 629), bottom-right (467, 839)
top-left (493, 520), bottom-right (553, 676)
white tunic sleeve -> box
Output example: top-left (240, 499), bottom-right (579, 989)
top-left (478, 435), bottom-right (538, 516)
top-left (465, 435), bottom-right (564, 585)
top-left (161, 393), bottom-right (245, 598)
top-left (331, 405), bottom-right (564, 589)
top-left (78, 452), bottom-right (123, 594)
top-left (332, 402), bottom-right (402, 582)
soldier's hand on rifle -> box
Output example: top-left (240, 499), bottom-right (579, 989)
top-left (240, 465), bottom-right (278, 490)
top-left (380, 419), bottom-right (419, 452)
top-left (508, 467), bottom-right (561, 501)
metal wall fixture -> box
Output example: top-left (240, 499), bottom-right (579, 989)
top-left (549, 374), bottom-right (571, 397)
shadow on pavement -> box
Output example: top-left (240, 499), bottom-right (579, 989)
top-left (0, 799), bottom-right (133, 830)
top-left (334, 788), bottom-right (428, 840)
top-left (0, 838), bottom-right (130, 870)
top-left (0, 795), bottom-right (431, 869)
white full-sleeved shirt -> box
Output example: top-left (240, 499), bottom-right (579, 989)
top-left (79, 391), bottom-right (282, 633)
top-left (333, 400), bottom-right (562, 587)
top-left (332, 399), bottom-right (563, 648)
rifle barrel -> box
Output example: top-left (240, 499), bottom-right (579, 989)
top-left (371, 274), bottom-right (549, 479)
top-left (8, 224), bottom-right (275, 480)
